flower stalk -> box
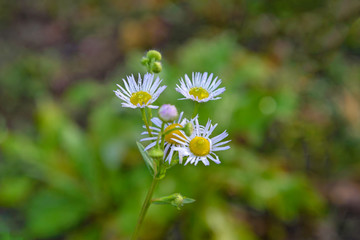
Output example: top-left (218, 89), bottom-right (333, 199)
top-left (147, 108), bottom-right (153, 127)
top-left (141, 108), bottom-right (153, 137)
top-left (156, 122), bottom-right (165, 148)
top-left (192, 101), bottom-right (200, 118)
top-left (131, 176), bottom-right (159, 240)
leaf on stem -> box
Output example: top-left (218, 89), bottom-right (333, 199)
top-left (136, 142), bottom-right (155, 176)
top-left (152, 193), bottom-right (195, 210)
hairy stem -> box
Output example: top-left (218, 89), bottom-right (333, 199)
top-left (147, 108), bottom-right (152, 127)
top-left (131, 177), bottom-right (159, 240)
top-left (156, 122), bottom-right (165, 148)
top-left (141, 108), bottom-right (152, 137)
top-left (192, 101), bottom-right (200, 118)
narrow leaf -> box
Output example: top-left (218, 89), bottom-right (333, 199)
top-left (152, 194), bottom-right (177, 205)
top-left (152, 193), bottom-right (196, 210)
top-left (183, 198), bottom-right (196, 204)
top-left (136, 142), bottom-right (155, 176)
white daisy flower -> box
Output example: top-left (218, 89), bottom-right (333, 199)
top-left (176, 72), bottom-right (225, 102)
top-left (140, 112), bottom-right (197, 164)
top-left (114, 73), bottom-right (167, 109)
top-left (172, 119), bottom-right (230, 166)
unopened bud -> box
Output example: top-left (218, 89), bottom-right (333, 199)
top-left (159, 104), bottom-right (178, 122)
top-left (146, 50), bottom-right (162, 61)
top-left (141, 57), bottom-right (149, 66)
top-left (183, 122), bottom-right (194, 136)
top-left (148, 147), bottom-right (164, 158)
top-left (151, 61), bottom-right (162, 73)
top-left (173, 193), bottom-right (184, 210)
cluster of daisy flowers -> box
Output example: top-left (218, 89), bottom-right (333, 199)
top-left (113, 51), bottom-right (230, 168)
top-left (114, 77), bottom-right (230, 167)
top-left (115, 50), bottom-right (231, 238)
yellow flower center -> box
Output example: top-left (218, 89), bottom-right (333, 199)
top-left (189, 136), bottom-right (210, 156)
top-left (130, 91), bottom-right (152, 106)
top-left (189, 87), bottom-right (209, 100)
top-left (164, 123), bottom-right (185, 144)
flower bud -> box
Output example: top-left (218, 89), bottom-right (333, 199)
top-left (146, 50), bottom-right (162, 61)
top-left (141, 57), bottom-right (149, 66)
top-left (183, 122), bottom-right (194, 136)
top-left (173, 193), bottom-right (184, 210)
top-left (151, 61), bottom-right (162, 73)
top-left (159, 104), bottom-right (178, 122)
top-left (148, 147), bottom-right (164, 158)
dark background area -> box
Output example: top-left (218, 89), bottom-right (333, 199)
top-left (0, 0), bottom-right (360, 239)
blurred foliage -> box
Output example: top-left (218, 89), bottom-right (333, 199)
top-left (0, 0), bottom-right (360, 239)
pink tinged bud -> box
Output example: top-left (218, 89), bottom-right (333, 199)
top-left (159, 104), bottom-right (178, 122)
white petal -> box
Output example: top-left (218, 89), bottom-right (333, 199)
top-left (213, 140), bottom-right (231, 147)
top-left (213, 146), bottom-right (230, 151)
top-left (208, 153), bottom-right (221, 164)
top-left (144, 141), bottom-right (157, 151)
top-left (140, 137), bottom-right (157, 142)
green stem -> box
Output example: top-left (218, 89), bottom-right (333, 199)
top-left (147, 108), bottom-right (153, 127)
top-left (132, 177), bottom-right (159, 240)
top-left (192, 102), bottom-right (200, 118)
top-left (161, 128), bottom-right (166, 149)
top-left (141, 108), bottom-right (152, 137)
top-left (156, 122), bottom-right (165, 148)
top-left (147, 58), bottom-right (154, 73)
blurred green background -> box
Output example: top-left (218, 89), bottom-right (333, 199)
top-left (1, 0), bottom-right (360, 239)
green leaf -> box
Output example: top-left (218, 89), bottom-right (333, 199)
top-left (183, 198), bottom-right (196, 204)
top-left (152, 194), bottom-right (177, 205)
top-left (136, 142), bottom-right (155, 176)
top-left (0, 177), bottom-right (33, 206)
top-left (26, 189), bottom-right (89, 239)
top-left (152, 193), bottom-right (195, 210)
